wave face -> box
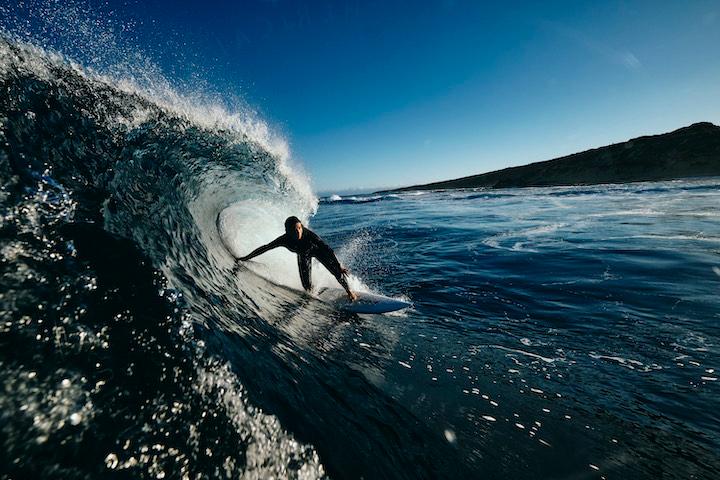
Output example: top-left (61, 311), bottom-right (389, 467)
top-left (0, 33), bottom-right (471, 480)
top-left (0, 36), bottom-right (330, 479)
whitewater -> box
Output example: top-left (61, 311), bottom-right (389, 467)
top-left (1, 18), bottom-right (719, 480)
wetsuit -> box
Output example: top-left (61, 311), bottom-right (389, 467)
top-left (241, 228), bottom-right (350, 292)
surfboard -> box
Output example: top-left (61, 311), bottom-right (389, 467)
top-left (317, 288), bottom-right (411, 314)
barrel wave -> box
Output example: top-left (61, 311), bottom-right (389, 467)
top-left (0, 35), bottom-right (324, 478)
top-left (0, 36), bottom-right (465, 479)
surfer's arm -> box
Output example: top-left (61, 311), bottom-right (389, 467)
top-left (240, 236), bottom-right (285, 261)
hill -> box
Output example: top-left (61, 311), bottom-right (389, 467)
top-left (377, 122), bottom-right (720, 192)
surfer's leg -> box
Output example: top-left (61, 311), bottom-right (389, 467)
top-left (297, 253), bottom-right (312, 291)
top-left (317, 253), bottom-right (351, 293)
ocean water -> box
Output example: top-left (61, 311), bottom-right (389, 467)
top-left (1, 33), bottom-right (719, 480)
top-left (314, 182), bottom-right (720, 478)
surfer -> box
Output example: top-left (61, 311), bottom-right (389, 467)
top-left (239, 216), bottom-right (358, 302)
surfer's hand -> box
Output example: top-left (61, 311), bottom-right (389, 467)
top-left (340, 267), bottom-right (349, 275)
top-left (348, 291), bottom-right (358, 302)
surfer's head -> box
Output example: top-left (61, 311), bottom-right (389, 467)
top-left (284, 216), bottom-right (303, 240)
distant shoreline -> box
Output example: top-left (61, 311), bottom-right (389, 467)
top-left (375, 122), bottom-right (720, 194)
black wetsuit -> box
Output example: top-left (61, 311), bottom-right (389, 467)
top-left (242, 228), bottom-right (349, 292)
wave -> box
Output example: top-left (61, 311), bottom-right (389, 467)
top-left (623, 234), bottom-right (720, 244)
top-left (0, 32), bottom-right (469, 480)
top-left (319, 193), bottom-right (403, 204)
top-left (482, 223), bottom-right (568, 252)
top-left (0, 34), bottom-right (329, 478)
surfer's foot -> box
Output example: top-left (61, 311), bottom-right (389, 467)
top-left (348, 291), bottom-right (358, 302)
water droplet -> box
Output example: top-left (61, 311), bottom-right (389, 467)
top-left (105, 453), bottom-right (119, 469)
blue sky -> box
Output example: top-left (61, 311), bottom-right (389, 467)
top-left (7, 1), bottom-right (720, 193)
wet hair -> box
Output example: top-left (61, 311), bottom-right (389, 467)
top-left (284, 216), bottom-right (301, 234)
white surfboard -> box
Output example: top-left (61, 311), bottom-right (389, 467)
top-left (317, 288), bottom-right (411, 314)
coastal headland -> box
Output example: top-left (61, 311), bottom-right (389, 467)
top-left (377, 122), bottom-right (720, 193)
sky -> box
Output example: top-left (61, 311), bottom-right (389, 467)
top-left (6, 0), bottom-right (720, 193)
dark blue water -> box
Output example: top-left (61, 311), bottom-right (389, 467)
top-left (1, 30), bottom-right (719, 480)
top-left (314, 183), bottom-right (720, 478)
